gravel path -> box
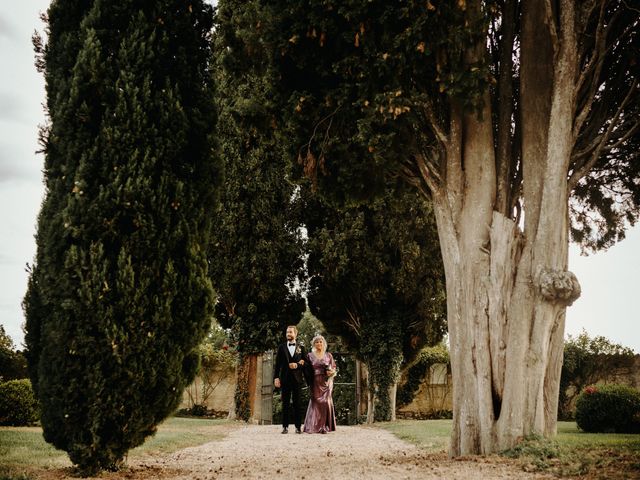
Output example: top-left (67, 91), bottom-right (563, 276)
top-left (131, 424), bottom-right (551, 480)
top-left (36, 424), bottom-right (553, 479)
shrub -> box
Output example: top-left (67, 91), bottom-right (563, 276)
top-left (0, 379), bottom-right (39, 426)
top-left (189, 404), bottom-right (209, 417)
top-left (0, 325), bottom-right (28, 381)
top-left (23, 0), bottom-right (218, 473)
top-left (559, 330), bottom-right (635, 420)
top-left (575, 384), bottom-right (640, 433)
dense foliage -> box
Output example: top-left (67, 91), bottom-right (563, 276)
top-left (304, 184), bottom-right (446, 421)
top-left (575, 384), bottom-right (640, 434)
top-left (559, 331), bottom-right (635, 419)
top-left (295, 309), bottom-right (325, 351)
top-left (211, 1), bottom-right (305, 420)
top-left (0, 326), bottom-right (27, 381)
top-left (242, 0), bottom-right (640, 250)
top-left (258, 0), bottom-right (492, 203)
top-left (23, 0), bottom-right (218, 473)
top-left (0, 379), bottom-right (39, 426)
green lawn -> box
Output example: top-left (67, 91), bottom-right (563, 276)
top-left (505, 421), bottom-right (640, 478)
top-left (377, 419), bottom-right (451, 452)
top-left (0, 417), bottom-right (228, 478)
top-left (3, 417), bottom-right (639, 479)
top-left (379, 419), bottom-right (640, 478)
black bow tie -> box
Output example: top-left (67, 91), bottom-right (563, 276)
top-left (288, 343), bottom-right (296, 346)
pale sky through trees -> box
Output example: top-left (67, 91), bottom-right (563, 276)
top-left (1, 0), bottom-right (638, 352)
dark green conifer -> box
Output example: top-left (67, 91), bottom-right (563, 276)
top-left (211, 0), bottom-right (305, 421)
top-left (23, 0), bottom-right (218, 473)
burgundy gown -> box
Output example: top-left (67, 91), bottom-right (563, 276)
top-left (303, 352), bottom-right (337, 433)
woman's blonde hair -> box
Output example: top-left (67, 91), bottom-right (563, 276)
top-left (311, 334), bottom-right (327, 355)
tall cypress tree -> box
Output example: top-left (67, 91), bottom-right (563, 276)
top-left (23, 0), bottom-right (218, 473)
top-left (210, 0), bottom-right (305, 421)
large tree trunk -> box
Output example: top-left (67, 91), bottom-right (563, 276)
top-left (388, 382), bottom-right (397, 422)
top-left (366, 388), bottom-right (375, 424)
top-left (426, 0), bottom-right (581, 456)
top-left (233, 353), bottom-right (259, 422)
top-left (432, 66), bottom-right (579, 457)
top-left (433, 184), bottom-right (579, 454)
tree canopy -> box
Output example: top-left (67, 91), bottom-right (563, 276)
top-left (255, 0), bottom-right (639, 249)
top-left (0, 325), bottom-right (27, 381)
top-left (304, 183), bottom-right (446, 420)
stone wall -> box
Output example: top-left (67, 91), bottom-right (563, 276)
top-left (396, 363), bottom-right (452, 418)
top-left (181, 355), bottom-right (640, 420)
top-left (180, 369), bottom-right (235, 413)
top-left (606, 354), bottom-right (640, 389)
top-left (180, 353), bottom-right (272, 423)
top-left (563, 353), bottom-right (640, 416)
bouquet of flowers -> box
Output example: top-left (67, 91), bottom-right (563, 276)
top-left (324, 362), bottom-right (337, 382)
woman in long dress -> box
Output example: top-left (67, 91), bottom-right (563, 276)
top-left (303, 335), bottom-right (337, 433)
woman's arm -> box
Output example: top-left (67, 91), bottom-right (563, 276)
top-left (302, 352), bottom-right (313, 387)
top-left (327, 352), bottom-right (337, 377)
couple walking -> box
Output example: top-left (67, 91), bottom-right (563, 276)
top-left (273, 325), bottom-right (337, 434)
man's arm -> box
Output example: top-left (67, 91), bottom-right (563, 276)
top-left (273, 346), bottom-right (282, 388)
top-left (290, 345), bottom-right (305, 369)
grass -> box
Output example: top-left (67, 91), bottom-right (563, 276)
top-left (0, 416), bottom-right (229, 479)
top-left (3, 417), bottom-right (638, 479)
top-left (377, 419), bottom-right (451, 452)
top-left (379, 419), bottom-right (640, 479)
top-left (504, 422), bottom-right (640, 478)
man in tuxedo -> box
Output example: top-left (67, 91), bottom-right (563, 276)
top-left (273, 325), bottom-right (306, 434)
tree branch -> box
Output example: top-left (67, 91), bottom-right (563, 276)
top-left (345, 303), bottom-right (362, 338)
top-left (569, 78), bottom-right (638, 191)
top-left (421, 99), bottom-right (448, 146)
top-left (574, 2), bottom-right (609, 137)
top-left (544, 0), bottom-right (560, 56)
top-left (495, 0), bottom-right (517, 216)
top-left (415, 153), bottom-right (441, 194)
top-left (603, 119), bottom-right (640, 152)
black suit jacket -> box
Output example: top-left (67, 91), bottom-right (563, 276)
top-left (273, 342), bottom-right (307, 388)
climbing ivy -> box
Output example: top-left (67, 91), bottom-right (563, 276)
top-left (397, 343), bottom-right (449, 408)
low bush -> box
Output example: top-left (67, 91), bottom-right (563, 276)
top-left (0, 378), bottom-right (39, 426)
top-left (575, 384), bottom-right (640, 433)
top-left (189, 404), bottom-right (209, 417)
top-left (174, 406), bottom-right (228, 419)
top-left (396, 409), bottom-right (452, 420)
